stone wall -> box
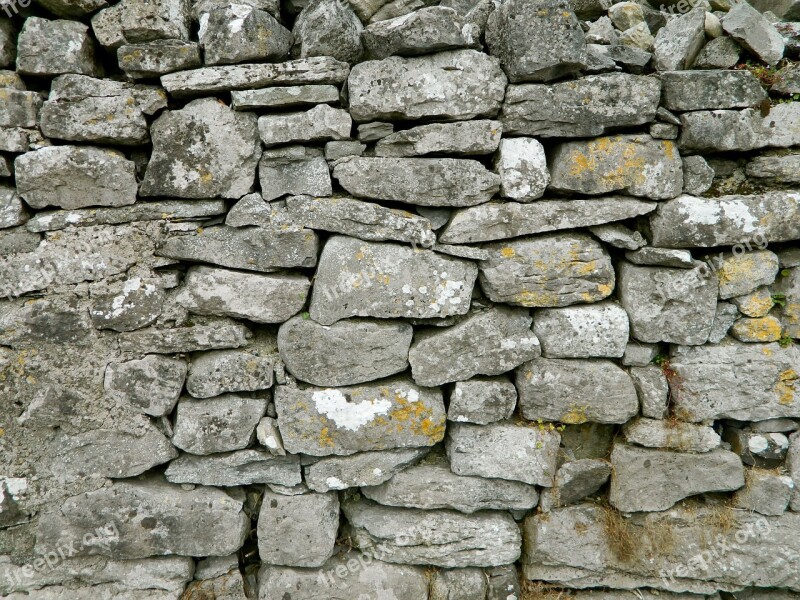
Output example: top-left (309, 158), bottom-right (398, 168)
top-left (1, 0), bottom-right (800, 598)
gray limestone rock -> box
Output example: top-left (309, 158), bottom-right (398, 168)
top-left (165, 451), bottom-right (301, 487)
top-left (0, 88), bottom-right (41, 128)
top-left (516, 358), bottom-right (639, 424)
top-left (618, 262), bottom-right (718, 345)
top-left (408, 307), bottom-right (541, 387)
top-left (430, 568), bottom-right (488, 600)
top-left (257, 490), bottom-right (339, 567)
top-left (325, 140), bottom-right (366, 160)
top-left (104, 355), bottom-right (187, 416)
top-left (679, 105), bottom-right (800, 152)
top-left (788, 431), bottom-right (800, 511)
top-left (0, 228), bottom-right (39, 255)
top-left (16, 17), bottom-right (100, 77)
top-left (694, 35), bottom-right (742, 69)
top-left (533, 302), bottom-right (630, 358)
top-left (446, 419), bottom-right (560, 486)
top-left (187, 350), bottom-right (274, 398)
top-left (91, 0), bottom-right (191, 49)
top-left (0, 20), bottom-right (13, 69)
top-left (723, 0), bottom-right (785, 65)
top-left (485, 0), bottom-right (586, 82)
top-left (731, 316), bottom-right (784, 343)
top-left (732, 287), bottom-right (775, 318)
top-left (661, 70), bottom-right (767, 111)
top-left (495, 137), bottom-right (549, 201)
top-left (448, 377), bottom-right (517, 425)
top-left (625, 247), bottom-right (695, 268)
top-left (774, 266), bottom-right (800, 339)
top-left (257, 416), bottom-right (286, 455)
top-left (747, 153), bottom-right (800, 183)
top-left (177, 266), bottom-right (310, 323)
top-left (303, 447), bottom-right (429, 492)
top-left (199, 5), bottom-right (292, 65)
top-left (278, 316), bottom-right (412, 386)
top-left (172, 394), bottom-right (267, 455)
top-left (141, 98), bottom-right (260, 199)
top-left (549, 134), bottom-right (683, 200)
top-left (333, 156), bottom-right (500, 207)
top-left (653, 7), bottom-right (706, 70)
top-left (36, 478), bottom-right (249, 559)
top-left (342, 495), bottom-right (522, 567)
top-left (347, 49), bottom-right (506, 121)
top-left (610, 443), bottom-right (744, 512)
top-left (258, 104), bottom-right (351, 147)
top-left (629, 365), bottom-right (669, 419)
top-left (374, 120), bottom-right (502, 157)
top-left (33, 0), bottom-right (109, 16)
top-left (714, 250), bottom-right (779, 300)
top-left (274, 377), bottom-right (446, 455)
top-left (539, 458), bottom-right (611, 511)
top-left (15, 146), bottom-right (137, 210)
top-left (682, 155), bottom-right (715, 195)
top-left (89, 277), bottom-right (164, 332)
top-left (622, 342), bottom-right (659, 367)
top-left (478, 233), bottom-right (615, 308)
top-left (669, 340), bottom-right (800, 422)
top-left (259, 146), bottom-right (331, 201)
top-left (734, 469), bottom-right (795, 516)
top-left (292, 0), bottom-right (362, 63)
top-left (308, 235), bottom-right (477, 325)
top-left (231, 84), bottom-right (340, 109)
top-left (623, 417), bottom-right (721, 453)
top-left (117, 40), bottom-right (201, 78)
top-left (501, 73), bottom-right (660, 137)
top-left (285, 194), bottom-right (436, 247)
top-left (118, 320), bottom-right (252, 354)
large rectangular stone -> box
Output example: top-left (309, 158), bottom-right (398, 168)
top-left (679, 104), bottom-right (800, 152)
top-left (660, 70), bottom-right (766, 111)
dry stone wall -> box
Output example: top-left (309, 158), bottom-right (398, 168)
top-left (1, 0), bottom-right (800, 598)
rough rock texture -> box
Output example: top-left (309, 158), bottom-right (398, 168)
top-left (533, 302), bottom-right (629, 358)
top-left (172, 394), bottom-right (267, 455)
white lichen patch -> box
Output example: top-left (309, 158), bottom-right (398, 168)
top-left (313, 389), bottom-right (392, 431)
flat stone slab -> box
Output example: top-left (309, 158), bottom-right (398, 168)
top-left (660, 70), bottom-right (767, 111)
top-left (679, 105), bottom-right (800, 152)
top-left (623, 417), bottom-right (721, 453)
top-left (374, 120), bottom-right (502, 157)
top-left (117, 320), bottom-right (251, 354)
top-left (172, 394), bottom-right (267, 455)
top-left (186, 349), bottom-right (274, 398)
top-left (104, 355), bottom-right (186, 417)
top-left (448, 377), bottom-right (517, 425)
top-left (532, 302), bottom-right (630, 358)
top-left (165, 451), bottom-right (301, 487)
top-left (231, 84), bottom-right (340, 109)
top-left (274, 377), bottom-right (446, 456)
top-left (303, 447), bottom-right (429, 492)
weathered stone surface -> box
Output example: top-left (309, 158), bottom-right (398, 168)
top-left (747, 153), bottom-right (800, 183)
top-left (257, 416), bottom-right (286, 456)
top-left (446, 420), bottom-right (560, 486)
top-left (363, 453), bottom-right (538, 513)
top-left (257, 553), bottom-right (429, 600)
top-left (618, 262), bottom-right (718, 345)
top-left (258, 490), bottom-right (339, 567)
top-left (17, 17), bottom-right (100, 77)
top-left (184, 568), bottom-right (248, 600)
top-left (695, 35), bottom-right (742, 69)
top-left (494, 137), bottom-right (549, 201)
top-left (710, 302), bottom-right (741, 341)
top-left (40, 75), bottom-right (164, 145)
top-left (430, 568), bottom-right (488, 600)
top-left (36, 478), bottom-right (249, 559)
top-left (141, 98), bottom-right (260, 199)
top-left (479, 233), bottom-right (615, 308)
top-left (486, 0), bottom-right (585, 82)
top-left (549, 134), bottom-right (683, 200)
top-left (501, 74), bottom-right (660, 137)
top-left (669, 340), bottom-right (800, 422)
top-left (661, 70), bottom-right (767, 111)
top-left (375, 120), bottom-right (502, 157)
top-left (304, 447), bottom-right (428, 492)
top-left (522, 504), bottom-right (800, 592)
top-left (157, 225), bottom-right (319, 272)
top-left (732, 313), bottom-right (782, 342)
top-left (292, 0), bottom-right (362, 63)
top-left (347, 50), bottom-right (506, 121)
top-left (187, 350), bottom-right (274, 398)
top-left (286, 195), bottom-right (436, 247)
top-left (516, 358), bottom-right (639, 424)
top-left (409, 307), bottom-right (541, 387)
top-left (715, 250), bottom-right (779, 300)
top-left (625, 247), bottom-right (695, 269)
top-left (734, 469), bottom-right (794, 516)
top-left (274, 377), bottom-right (446, 456)
top-left (15, 146), bottom-right (137, 210)
top-left (0, 185), bottom-right (28, 230)
top-left (91, 0), bottom-right (190, 48)
top-left (118, 40), bottom-right (201, 78)
top-left (650, 192), bottom-right (800, 247)
top-left (623, 417), bottom-right (721, 453)
top-left (343, 495), bottom-right (522, 567)
top-left (653, 7), bottom-right (705, 70)
top-left (259, 146), bottom-right (331, 201)
top-left (333, 156), bottom-right (500, 207)
top-left (679, 105), bottom-right (800, 152)
top-left (629, 365), bottom-right (669, 419)
top-left (104, 355), bottom-right (187, 416)
top-left (117, 319), bottom-right (251, 354)
top-left (682, 155), bottom-right (715, 195)
top-left (448, 377), bottom-right (517, 425)
top-left (89, 277), bottom-right (164, 332)
top-left (172, 394), bottom-right (267, 455)
top-left (258, 104), bottom-right (351, 147)
top-left (774, 266), bottom-right (800, 339)
top-left (0, 227), bottom-right (39, 255)
top-left (723, 0), bottom-right (785, 65)
top-left (166, 451), bottom-right (300, 487)
top-left (533, 302), bottom-right (629, 359)
top-left (160, 56), bottom-right (350, 97)
top-left (789, 431), bottom-right (800, 511)
top-left (724, 428), bottom-right (790, 467)
top-left (732, 287), bottom-right (775, 318)
top-left (177, 266), bottom-right (310, 323)
top-left (540, 458), bottom-right (612, 511)
top-left (231, 84), bottom-right (339, 109)
top-left (308, 236), bottom-right (477, 324)
top-left (200, 5), bottom-right (292, 65)
top-left (610, 443), bottom-right (744, 512)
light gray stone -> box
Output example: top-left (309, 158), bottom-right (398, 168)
top-left (723, 0), bottom-right (785, 65)
top-left (625, 247), bottom-right (695, 269)
top-left (622, 342), bottom-right (660, 367)
top-left (16, 17), bottom-right (100, 77)
top-left (374, 120), bottom-right (502, 157)
top-left (193, 0), bottom-right (280, 19)
top-left (533, 302), bottom-right (629, 359)
top-left (91, 0), bottom-right (191, 48)
top-left (141, 98), bottom-right (260, 199)
top-left (257, 416), bottom-right (285, 455)
top-left (610, 443), bottom-right (744, 512)
top-left (258, 104), bottom-right (351, 147)
top-left (325, 140), bottom-right (365, 160)
top-left (479, 232), bottom-right (615, 308)
top-left (333, 156), bottom-right (500, 207)
top-left (661, 70), bottom-right (767, 111)
top-left (257, 490), bottom-right (339, 567)
top-left (89, 277), bottom-right (164, 332)
top-left (653, 7), bottom-right (706, 70)
top-left (278, 316), bottom-right (412, 386)
top-left (200, 5), bottom-right (292, 65)
top-left (629, 365), bottom-right (669, 419)
top-left (516, 358), bottom-right (639, 424)
top-left (120, 319), bottom-right (247, 355)
top-left (683, 155), bottom-right (715, 195)
top-left (0, 228), bottom-right (39, 255)
top-left (731, 316), bottom-right (784, 343)
top-left (623, 417), bottom-right (721, 453)
top-left (177, 266), bottom-right (310, 323)
top-left (409, 307), bottom-right (541, 387)
top-left (495, 137), bottom-right (549, 201)
top-left (724, 427), bottom-right (790, 467)
top-left (549, 134), bottom-right (684, 200)
top-left (588, 42), bottom-right (652, 72)
top-left (679, 105), bottom-right (800, 152)
top-left (187, 350), bottom-right (274, 398)
top-left (485, 0), bottom-right (586, 82)
top-left (448, 377), bottom-right (517, 425)
top-left (430, 568), bottom-right (488, 600)
top-left (259, 146), bottom-right (331, 201)
top-left (357, 121), bottom-right (394, 141)
top-left (117, 40), bottom-right (201, 78)
top-left (734, 469), bottom-right (794, 516)
top-left (15, 146), bottom-right (137, 210)
top-left (231, 84), bottom-right (339, 109)
top-left (789, 431), bottom-right (800, 511)
top-left (747, 153), bottom-right (800, 183)
top-left (589, 224), bottom-right (646, 251)
top-left (539, 458), bottom-right (611, 511)
top-left (713, 250), bottom-right (780, 300)
top-left (308, 235), bottom-right (477, 325)
top-left (695, 35), bottom-right (742, 69)
top-left (501, 73), bottom-right (660, 137)
top-left (586, 16), bottom-right (618, 44)
top-left (165, 451), bottom-right (301, 487)
top-left (274, 377), bottom-right (446, 455)
top-left (446, 419), bottom-right (560, 486)
top-left (292, 0), bottom-right (362, 63)
top-left (303, 447), bottom-right (429, 492)
top-left (104, 355), bottom-right (187, 416)
top-left (285, 194), bottom-right (436, 247)
top-left (347, 49), bottom-right (506, 121)
top-left (0, 185), bottom-right (28, 230)
top-left (342, 495), bottom-right (522, 567)
top-left (172, 394), bottom-right (267, 455)
top-left (618, 262), bottom-right (718, 345)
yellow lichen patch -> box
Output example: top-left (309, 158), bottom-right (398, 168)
top-left (389, 395), bottom-right (426, 422)
top-left (776, 368), bottom-right (799, 405)
top-left (417, 417), bottom-right (446, 441)
top-left (319, 427), bottom-right (334, 447)
top-left (662, 140), bottom-right (676, 159)
top-left (731, 316), bottom-right (783, 342)
top-left (560, 405), bottom-right (590, 425)
top-left (513, 290), bottom-right (558, 307)
top-left (500, 247), bottom-right (516, 258)
top-left (198, 170), bottom-right (213, 185)
top-left (568, 150), bottom-right (595, 177)
top-left (739, 294), bottom-right (775, 317)
top-left (576, 260), bottom-right (598, 275)
top-left (597, 283), bottom-right (613, 296)
top-left (355, 251), bottom-right (364, 260)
